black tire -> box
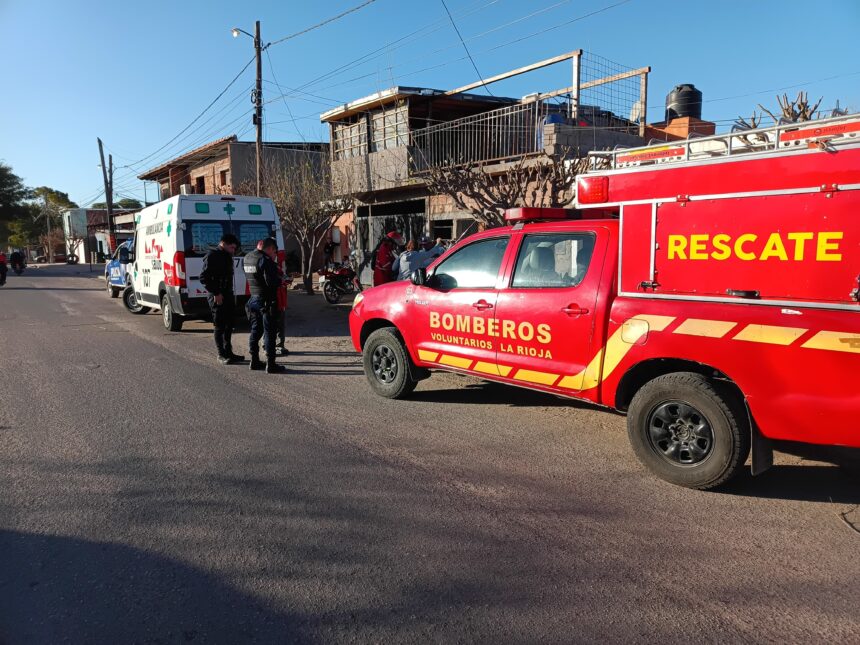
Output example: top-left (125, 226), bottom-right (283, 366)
top-left (107, 277), bottom-right (120, 298)
top-left (161, 293), bottom-right (183, 331)
top-left (323, 280), bottom-right (341, 304)
top-left (362, 328), bottom-right (418, 399)
top-left (122, 285), bottom-right (151, 315)
top-left (627, 372), bottom-right (749, 490)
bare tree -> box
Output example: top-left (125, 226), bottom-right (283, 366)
top-left (38, 226), bottom-right (65, 261)
top-left (758, 91), bottom-right (822, 124)
top-left (239, 157), bottom-right (349, 294)
top-left (422, 149), bottom-right (593, 228)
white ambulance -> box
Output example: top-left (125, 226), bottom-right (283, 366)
top-left (122, 194), bottom-right (285, 331)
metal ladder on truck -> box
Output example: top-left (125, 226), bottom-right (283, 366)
top-left (589, 112), bottom-right (860, 169)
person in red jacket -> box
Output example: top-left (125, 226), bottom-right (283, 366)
top-left (372, 231), bottom-right (403, 287)
top-left (0, 252), bottom-right (7, 286)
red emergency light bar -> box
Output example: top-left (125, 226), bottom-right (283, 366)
top-left (577, 175), bottom-right (609, 204)
top-left (504, 207), bottom-right (576, 222)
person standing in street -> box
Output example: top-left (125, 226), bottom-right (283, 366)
top-left (200, 233), bottom-right (244, 365)
top-left (275, 262), bottom-right (290, 357)
top-left (0, 251), bottom-right (7, 286)
top-left (372, 231), bottom-right (403, 286)
top-left (244, 238), bottom-right (286, 374)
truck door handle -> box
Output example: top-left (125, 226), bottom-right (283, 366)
top-left (562, 305), bottom-right (589, 316)
top-left (472, 300), bottom-right (493, 311)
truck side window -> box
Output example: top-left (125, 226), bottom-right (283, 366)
top-left (432, 236), bottom-right (509, 290)
top-left (511, 233), bottom-right (596, 288)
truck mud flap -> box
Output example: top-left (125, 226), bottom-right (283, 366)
top-left (749, 411), bottom-right (774, 476)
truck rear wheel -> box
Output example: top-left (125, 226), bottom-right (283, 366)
top-left (161, 293), bottom-right (183, 332)
top-left (362, 328), bottom-right (417, 399)
top-left (627, 372), bottom-right (749, 490)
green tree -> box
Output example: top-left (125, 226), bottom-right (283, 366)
top-left (116, 198), bottom-right (142, 209)
top-left (0, 162), bottom-right (30, 222)
top-left (7, 204), bottom-right (42, 247)
top-left (31, 186), bottom-right (77, 209)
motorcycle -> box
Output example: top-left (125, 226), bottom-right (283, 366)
top-left (318, 262), bottom-right (362, 304)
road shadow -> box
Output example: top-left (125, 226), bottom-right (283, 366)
top-left (1, 286), bottom-right (101, 291)
top-left (720, 463), bottom-right (860, 504)
top-left (0, 529), bottom-right (309, 643)
top-left (410, 379), bottom-right (604, 411)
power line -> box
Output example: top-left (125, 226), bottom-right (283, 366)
top-left (439, 0), bottom-right (492, 96)
top-left (268, 0), bottom-right (379, 47)
top-left (487, 0), bottom-right (634, 51)
top-left (122, 56), bottom-right (255, 172)
top-left (265, 48), bottom-right (307, 142)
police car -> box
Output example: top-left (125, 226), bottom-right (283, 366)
top-left (104, 239), bottom-right (134, 298)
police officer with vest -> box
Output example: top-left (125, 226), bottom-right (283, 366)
top-left (200, 233), bottom-right (244, 365)
top-left (244, 237), bottom-right (286, 374)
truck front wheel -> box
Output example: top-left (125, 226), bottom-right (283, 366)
top-left (362, 328), bottom-right (417, 399)
top-left (627, 372), bottom-right (749, 490)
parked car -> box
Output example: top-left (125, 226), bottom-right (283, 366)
top-left (105, 240), bottom-right (134, 298)
top-left (34, 253), bottom-right (67, 264)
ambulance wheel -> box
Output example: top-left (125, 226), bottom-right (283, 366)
top-left (107, 277), bottom-right (120, 298)
top-left (627, 372), bottom-right (749, 490)
top-left (122, 286), bottom-right (150, 315)
top-left (363, 328), bottom-right (417, 399)
top-left (161, 293), bottom-right (183, 332)
top-left (323, 280), bottom-right (340, 304)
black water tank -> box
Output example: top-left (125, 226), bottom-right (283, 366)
top-left (665, 84), bottom-right (702, 120)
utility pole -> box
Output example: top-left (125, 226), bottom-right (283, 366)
top-left (231, 21), bottom-right (263, 195)
top-left (97, 138), bottom-right (114, 251)
top-left (254, 20), bottom-right (263, 196)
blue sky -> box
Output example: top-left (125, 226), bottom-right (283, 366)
top-left (1, 0), bottom-right (857, 207)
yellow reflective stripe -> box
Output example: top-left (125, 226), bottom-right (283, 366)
top-left (513, 369), bottom-right (559, 386)
top-left (635, 314), bottom-right (676, 332)
top-left (673, 318), bottom-right (737, 338)
top-left (733, 324), bottom-right (807, 345)
top-left (438, 354), bottom-right (473, 369)
top-left (801, 331), bottom-right (860, 354)
top-left (497, 364), bottom-right (513, 377)
top-left (473, 361), bottom-right (499, 375)
top-left (558, 348), bottom-right (603, 390)
top-left (417, 350), bottom-right (439, 362)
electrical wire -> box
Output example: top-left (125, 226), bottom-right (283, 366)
top-left (439, 0), bottom-right (492, 96)
top-left (265, 49), bottom-right (307, 142)
top-left (268, 0), bottom-right (379, 47)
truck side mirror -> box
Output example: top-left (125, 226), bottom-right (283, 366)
top-left (410, 268), bottom-right (426, 286)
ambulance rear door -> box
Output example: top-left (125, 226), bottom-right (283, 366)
top-left (228, 198), bottom-right (280, 295)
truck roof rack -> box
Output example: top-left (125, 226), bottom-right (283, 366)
top-left (588, 112), bottom-right (860, 170)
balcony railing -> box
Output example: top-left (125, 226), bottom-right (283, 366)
top-left (410, 101), bottom-right (563, 171)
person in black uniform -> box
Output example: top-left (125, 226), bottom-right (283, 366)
top-left (200, 233), bottom-right (244, 365)
top-left (244, 237), bottom-right (286, 374)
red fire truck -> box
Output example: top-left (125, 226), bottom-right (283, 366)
top-left (349, 113), bottom-right (860, 489)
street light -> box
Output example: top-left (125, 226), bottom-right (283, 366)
top-left (231, 21), bottom-right (263, 196)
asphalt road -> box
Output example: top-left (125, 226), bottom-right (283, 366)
top-left (0, 265), bottom-right (858, 644)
